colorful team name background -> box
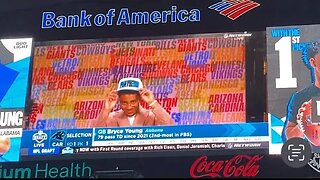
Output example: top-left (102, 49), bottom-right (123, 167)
top-left (0, 38), bottom-right (33, 162)
top-left (28, 33), bottom-right (248, 130)
top-left (267, 24), bottom-right (320, 154)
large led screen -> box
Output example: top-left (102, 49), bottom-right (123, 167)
top-left (0, 38), bottom-right (33, 162)
top-left (267, 24), bottom-right (320, 154)
top-left (20, 32), bottom-right (268, 160)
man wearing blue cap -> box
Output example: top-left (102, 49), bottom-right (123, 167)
top-left (92, 77), bottom-right (175, 127)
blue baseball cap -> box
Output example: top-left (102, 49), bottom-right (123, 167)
top-left (117, 77), bottom-right (143, 92)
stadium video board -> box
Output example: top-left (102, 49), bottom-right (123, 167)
top-left (1, 31), bottom-right (268, 162)
top-left (0, 38), bottom-right (33, 162)
top-left (267, 24), bottom-right (320, 154)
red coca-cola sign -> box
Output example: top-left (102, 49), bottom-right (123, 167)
top-left (190, 154), bottom-right (263, 178)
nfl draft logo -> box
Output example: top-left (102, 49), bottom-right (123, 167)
top-left (208, 0), bottom-right (260, 20)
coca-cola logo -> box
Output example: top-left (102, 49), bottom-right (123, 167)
top-left (190, 154), bottom-right (263, 178)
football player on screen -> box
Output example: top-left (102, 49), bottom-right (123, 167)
top-left (91, 77), bottom-right (175, 127)
top-left (284, 41), bottom-right (320, 150)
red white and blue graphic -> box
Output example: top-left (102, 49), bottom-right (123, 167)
top-left (208, 0), bottom-right (260, 20)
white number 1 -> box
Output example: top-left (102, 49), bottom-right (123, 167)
top-left (275, 37), bottom-right (297, 88)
